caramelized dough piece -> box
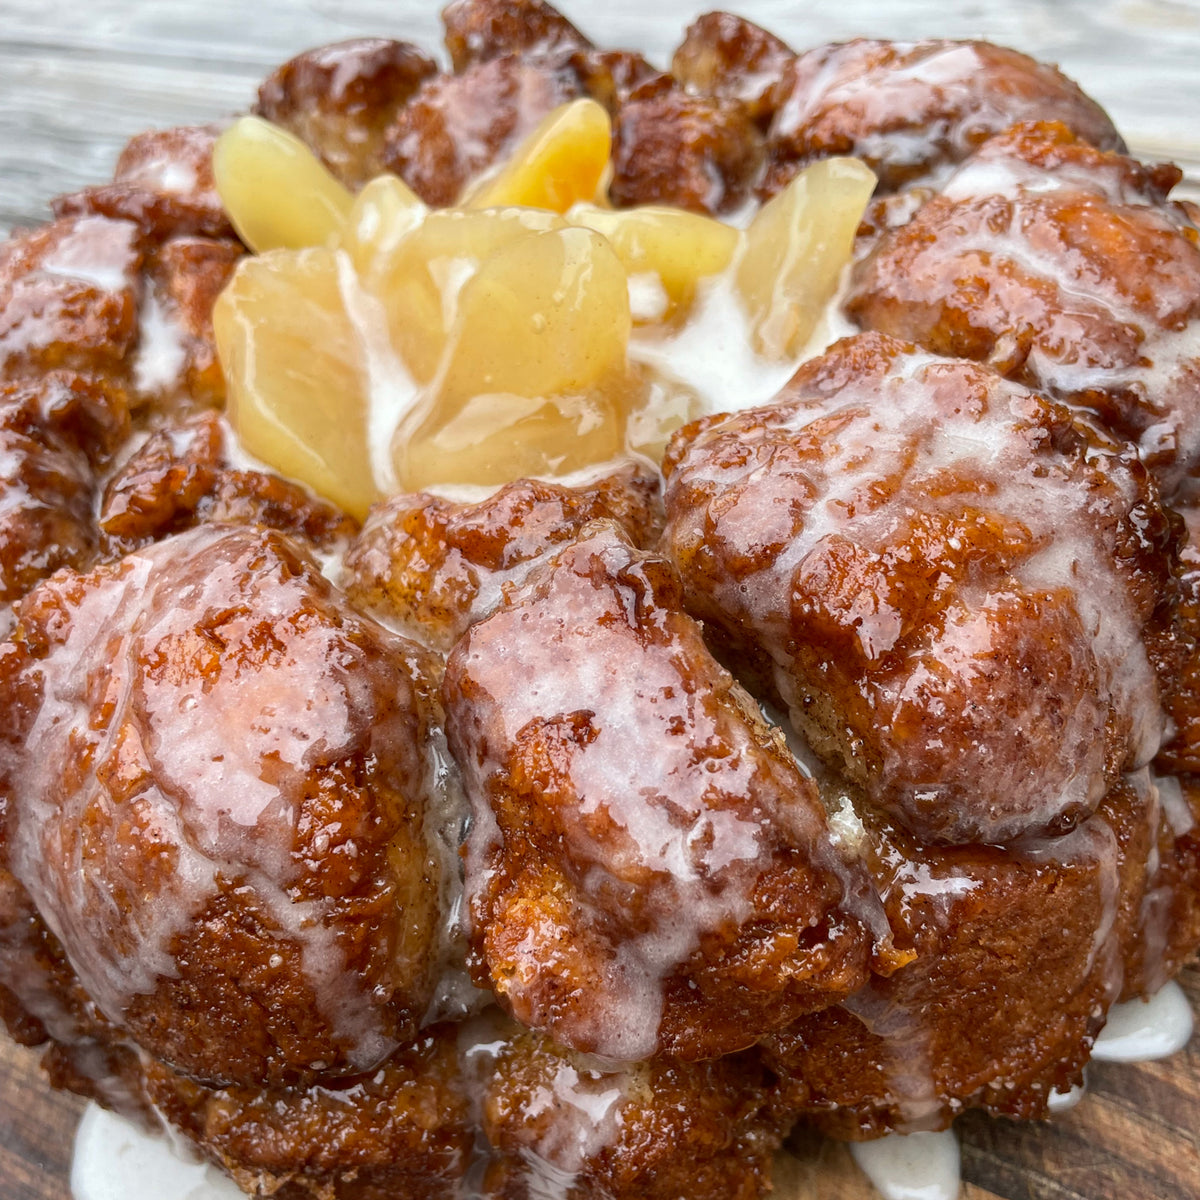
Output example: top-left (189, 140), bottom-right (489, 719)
top-left (344, 465), bottom-right (660, 653)
top-left (479, 1027), bottom-right (786, 1200)
top-left (441, 0), bottom-right (665, 113)
top-left (766, 39), bottom-right (1124, 194)
top-left (1125, 773), bottom-right (1200, 995)
top-left (100, 412), bottom-right (356, 554)
top-left (381, 56), bottom-right (582, 206)
top-left (0, 403), bottom-right (93, 603)
top-left (0, 213), bottom-right (142, 381)
top-left (609, 91), bottom-right (765, 216)
top-left (0, 526), bottom-right (444, 1088)
top-left (443, 523), bottom-right (876, 1061)
top-left (0, 373), bottom-right (130, 605)
top-left (671, 12), bottom-right (795, 125)
top-left (767, 772), bottom-right (1159, 1137)
top-left (1156, 501), bottom-right (1200, 775)
top-left (442, 0), bottom-right (592, 72)
top-left (847, 122), bottom-right (1200, 498)
top-left (662, 333), bottom-right (1176, 844)
top-left (143, 1028), bottom-right (472, 1199)
top-left (137, 235), bottom-right (242, 412)
top-left (255, 39), bottom-right (438, 190)
top-left (53, 126), bottom-right (233, 242)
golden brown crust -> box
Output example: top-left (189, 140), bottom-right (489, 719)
top-left (765, 38), bottom-right (1125, 194)
top-left (380, 56), bottom-right (582, 206)
top-left (1, 526), bottom-right (444, 1088)
top-left (99, 412), bottom-right (356, 554)
top-left (662, 332), bottom-right (1178, 844)
top-left (53, 126), bottom-right (233, 243)
top-left (671, 12), bottom-right (795, 126)
top-left (443, 523), bottom-right (877, 1060)
top-left (344, 465), bottom-right (660, 653)
top-left (255, 40), bottom-right (438, 190)
top-left (609, 91), bottom-right (765, 215)
top-left (766, 773), bottom-right (1158, 1137)
top-left (479, 1028), bottom-right (787, 1200)
top-left (846, 122), bottom-right (1200, 498)
top-left (142, 1028), bottom-right (473, 1199)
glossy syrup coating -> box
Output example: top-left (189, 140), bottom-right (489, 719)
top-left (478, 1026), bottom-right (787, 1200)
top-left (763, 38), bottom-right (1124, 195)
top-left (0, 213), bottom-right (143, 381)
top-left (609, 90), bottom-right (765, 215)
top-left (255, 39), bottom-right (438, 190)
top-left (53, 125), bottom-right (234, 242)
top-left (661, 333), bottom-right (1177, 845)
top-left (0, 525), bottom-right (445, 1088)
top-left (99, 412), bottom-right (357, 554)
top-left (442, 0), bottom-right (591, 72)
top-left (381, 55), bottom-right (583, 206)
top-left (343, 466), bottom-right (661, 653)
top-left (141, 1027), bottom-right (473, 1200)
top-left (670, 11), bottom-right (796, 126)
top-left (443, 523), bottom-right (881, 1062)
top-left (847, 122), bottom-right (1200, 501)
top-left (137, 234), bottom-right (242, 411)
top-left (765, 771), bottom-right (1161, 1138)
top-left (0, 371), bottom-right (132, 606)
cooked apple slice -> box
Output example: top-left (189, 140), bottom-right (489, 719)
top-left (214, 248), bottom-right (378, 519)
top-left (464, 99), bottom-right (612, 213)
top-left (568, 202), bottom-right (740, 320)
top-left (393, 225), bottom-right (631, 489)
top-left (736, 157), bottom-right (876, 359)
top-left (213, 116), bottom-right (354, 253)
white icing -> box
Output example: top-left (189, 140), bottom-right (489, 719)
top-left (71, 1104), bottom-right (241, 1200)
top-left (1047, 1077), bottom-right (1088, 1113)
top-left (1092, 980), bottom-right (1195, 1062)
top-left (850, 1129), bottom-right (962, 1200)
top-left (133, 290), bottom-right (188, 396)
top-left (39, 216), bottom-right (137, 293)
top-left (335, 250), bottom-right (421, 496)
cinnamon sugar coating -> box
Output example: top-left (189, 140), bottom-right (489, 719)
top-left (847, 122), bottom-right (1200, 498)
top-left (0, 526), bottom-right (444, 1087)
top-left (444, 523), bottom-right (880, 1061)
top-left (344, 465), bottom-right (660, 653)
top-left (0, 213), bottom-right (142, 380)
top-left (142, 1028), bottom-right (473, 1199)
top-left (442, 0), bottom-right (591, 71)
top-left (662, 333), bottom-right (1177, 844)
top-left (764, 38), bottom-right (1124, 195)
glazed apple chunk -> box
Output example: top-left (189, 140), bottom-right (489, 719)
top-left (210, 109), bottom-right (875, 512)
top-left (662, 332), bottom-right (1178, 845)
top-left (442, 522), bottom-right (888, 1062)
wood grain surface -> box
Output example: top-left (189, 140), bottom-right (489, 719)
top-left (0, 2), bottom-right (1199, 1198)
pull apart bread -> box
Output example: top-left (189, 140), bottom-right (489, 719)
top-left (0, 1), bottom-right (1198, 1196)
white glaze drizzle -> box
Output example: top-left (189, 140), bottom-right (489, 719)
top-left (1092, 979), bottom-right (1195, 1062)
top-left (71, 1104), bottom-right (242, 1200)
top-left (850, 1129), bottom-right (962, 1200)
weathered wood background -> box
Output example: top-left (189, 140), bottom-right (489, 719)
top-left (0, 1), bottom-right (1198, 1198)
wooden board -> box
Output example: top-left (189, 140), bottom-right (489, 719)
top-left (1, 2), bottom-right (1199, 1197)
